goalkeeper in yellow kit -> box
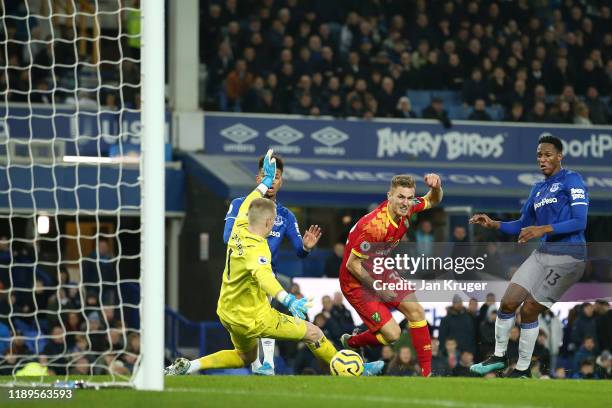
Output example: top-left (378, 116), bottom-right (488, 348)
top-left (165, 150), bottom-right (384, 375)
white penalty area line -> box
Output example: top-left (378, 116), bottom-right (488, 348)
top-left (166, 386), bottom-right (553, 408)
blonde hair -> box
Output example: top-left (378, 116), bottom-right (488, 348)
top-left (248, 198), bottom-right (276, 226)
top-left (390, 175), bottom-right (416, 190)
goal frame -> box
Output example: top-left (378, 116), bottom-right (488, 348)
top-left (134, 0), bottom-right (165, 391)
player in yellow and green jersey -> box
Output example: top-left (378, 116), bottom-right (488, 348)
top-left (165, 150), bottom-right (384, 376)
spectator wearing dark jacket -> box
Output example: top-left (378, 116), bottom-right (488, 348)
top-left (320, 296), bottom-right (343, 344)
top-left (82, 239), bottom-right (117, 305)
top-left (488, 67), bottom-right (511, 106)
top-left (571, 303), bottom-right (598, 350)
top-left (422, 98), bottom-right (451, 128)
top-left (595, 351), bottom-right (612, 379)
top-left (478, 305), bottom-right (496, 360)
top-left (468, 99), bottom-right (491, 121)
top-left (572, 358), bottom-right (598, 379)
top-left (507, 325), bottom-right (520, 365)
top-left (462, 68), bottom-right (488, 105)
top-left (439, 295), bottom-right (476, 354)
top-left (527, 101), bottom-right (549, 123)
top-left (452, 351), bottom-right (477, 377)
top-left (596, 305), bottom-right (612, 352)
top-left (377, 77), bottom-right (398, 117)
top-left (394, 97), bottom-right (417, 119)
top-left (431, 338), bottom-right (450, 376)
top-left (532, 331), bottom-right (551, 374)
top-left (504, 102), bottom-right (526, 122)
top-left (573, 336), bottom-right (598, 371)
top-left (385, 346), bottom-right (419, 376)
top-left (330, 292), bottom-right (354, 334)
top-left (584, 87), bottom-right (609, 124)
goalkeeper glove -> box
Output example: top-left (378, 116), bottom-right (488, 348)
top-left (280, 293), bottom-right (311, 320)
top-left (261, 149), bottom-right (277, 189)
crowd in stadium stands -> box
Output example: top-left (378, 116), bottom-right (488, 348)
top-left (202, 0), bottom-right (611, 124)
top-left (0, 239), bottom-right (140, 376)
top-left (282, 284), bottom-right (612, 379)
top-left (1, 1), bottom-right (141, 109)
top-left (1, 235), bottom-right (611, 378)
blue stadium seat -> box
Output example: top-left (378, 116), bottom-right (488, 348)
top-left (487, 106), bottom-right (505, 121)
top-left (406, 90), bottom-right (431, 107)
top-left (431, 90), bottom-right (462, 105)
top-left (448, 105), bottom-right (468, 120)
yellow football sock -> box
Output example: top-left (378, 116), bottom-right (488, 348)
top-left (375, 333), bottom-right (390, 345)
top-left (306, 335), bottom-right (337, 364)
top-left (198, 349), bottom-right (245, 370)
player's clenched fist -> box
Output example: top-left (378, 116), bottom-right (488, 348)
top-left (423, 173), bottom-right (441, 189)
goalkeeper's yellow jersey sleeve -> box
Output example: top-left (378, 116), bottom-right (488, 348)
top-left (217, 188), bottom-right (284, 329)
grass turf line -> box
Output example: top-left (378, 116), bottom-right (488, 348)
top-left (0, 376), bottom-right (609, 408)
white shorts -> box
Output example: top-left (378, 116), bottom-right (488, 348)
top-left (510, 250), bottom-right (585, 308)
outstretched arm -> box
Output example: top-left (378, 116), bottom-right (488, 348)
top-left (518, 201), bottom-right (588, 243)
top-left (471, 187), bottom-right (537, 235)
top-left (252, 264), bottom-right (311, 319)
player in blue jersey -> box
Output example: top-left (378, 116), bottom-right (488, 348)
top-left (468, 134), bottom-right (588, 378)
top-left (223, 154), bottom-right (322, 375)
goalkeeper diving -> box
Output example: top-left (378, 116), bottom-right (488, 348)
top-left (165, 150), bottom-right (383, 376)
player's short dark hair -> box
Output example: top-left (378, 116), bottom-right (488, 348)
top-left (390, 175), bottom-right (415, 190)
top-left (538, 133), bottom-right (563, 153)
top-left (258, 154), bottom-right (284, 173)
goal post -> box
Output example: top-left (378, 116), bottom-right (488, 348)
top-left (0, 0), bottom-right (165, 391)
top-left (136, 0), bottom-right (165, 391)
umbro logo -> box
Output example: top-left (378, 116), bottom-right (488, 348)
top-left (266, 125), bottom-right (303, 145)
top-left (312, 126), bottom-right (349, 156)
top-left (266, 125), bottom-right (303, 154)
top-left (220, 123), bottom-right (258, 144)
top-left (311, 127), bottom-right (349, 147)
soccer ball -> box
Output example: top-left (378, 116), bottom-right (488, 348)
top-left (329, 349), bottom-right (364, 376)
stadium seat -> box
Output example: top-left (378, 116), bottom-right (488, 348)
top-left (431, 90), bottom-right (462, 105)
top-left (406, 90), bottom-right (432, 107)
top-left (448, 105), bottom-right (469, 120)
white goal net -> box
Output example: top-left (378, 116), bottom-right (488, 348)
top-left (0, 0), bottom-right (164, 389)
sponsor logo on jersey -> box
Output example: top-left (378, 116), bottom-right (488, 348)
top-left (371, 312), bottom-right (381, 323)
top-left (220, 123), bottom-right (258, 152)
top-left (269, 231), bottom-right (281, 238)
top-left (360, 241), bottom-right (371, 252)
top-left (571, 188), bottom-right (586, 200)
top-left (266, 125), bottom-right (303, 154)
top-left (550, 183), bottom-right (561, 192)
top-left (534, 197), bottom-right (558, 209)
top-left (258, 256), bottom-right (269, 265)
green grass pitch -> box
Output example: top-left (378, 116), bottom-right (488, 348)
top-left (2, 376), bottom-right (610, 408)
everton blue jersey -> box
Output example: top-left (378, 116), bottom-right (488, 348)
top-left (223, 197), bottom-right (309, 273)
top-left (522, 169), bottom-right (589, 244)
